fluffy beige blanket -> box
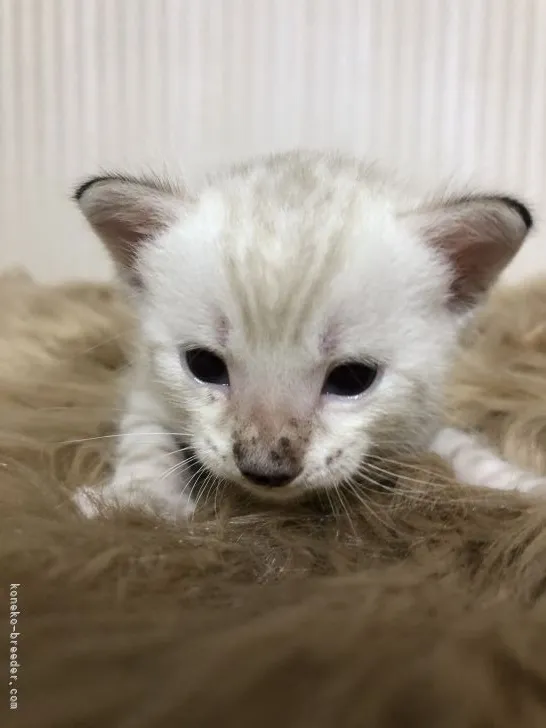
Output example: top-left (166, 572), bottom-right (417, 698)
top-left (4, 270), bottom-right (546, 727)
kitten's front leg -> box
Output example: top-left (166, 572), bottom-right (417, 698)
top-left (430, 427), bottom-right (546, 493)
top-left (73, 388), bottom-right (195, 521)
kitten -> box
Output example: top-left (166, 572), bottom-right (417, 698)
top-left (72, 151), bottom-right (544, 520)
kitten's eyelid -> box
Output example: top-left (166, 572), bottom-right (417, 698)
top-left (326, 356), bottom-right (384, 371)
top-left (177, 337), bottom-right (223, 351)
top-left (178, 341), bottom-right (229, 364)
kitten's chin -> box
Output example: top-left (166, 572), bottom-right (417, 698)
top-left (235, 480), bottom-right (308, 503)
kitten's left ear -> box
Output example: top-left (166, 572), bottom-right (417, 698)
top-left (406, 195), bottom-right (533, 307)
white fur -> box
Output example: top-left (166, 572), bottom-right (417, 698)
top-left (72, 151), bottom-right (540, 519)
top-left (430, 427), bottom-right (546, 493)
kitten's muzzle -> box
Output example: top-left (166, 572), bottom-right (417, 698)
top-left (232, 439), bottom-right (303, 488)
top-left (232, 426), bottom-right (307, 489)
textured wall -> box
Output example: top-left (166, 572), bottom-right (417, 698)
top-left (1, 0), bottom-right (545, 281)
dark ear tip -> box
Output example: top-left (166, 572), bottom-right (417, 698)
top-left (497, 195), bottom-right (534, 231)
top-left (73, 176), bottom-right (115, 202)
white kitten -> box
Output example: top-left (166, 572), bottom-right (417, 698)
top-left (72, 151), bottom-right (542, 520)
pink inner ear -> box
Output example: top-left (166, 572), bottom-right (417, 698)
top-left (91, 197), bottom-right (179, 288)
top-left (436, 231), bottom-right (510, 306)
top-left (97, 219), bottom-right (150, 288)
top-left (77, 175), bottom-right (185, 288)
top-left (414, 197), bottom-right (531, 308)
top-left (99, 209), bottom-right (164, 271)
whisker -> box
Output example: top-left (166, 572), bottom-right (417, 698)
top-left (334, 485), bottom-right (359, 541)
top-left (362, 460), bottom-right (438, 490)
top-left (366, 453), bottom-right (447, 480)
top-left (64, 331), bottom-right (127, 359)
top-left (59, 431), bottom-right (197, 445)
top-left (191, 470), bottom-right (213, 513)
top-left (323, 485), bottom-right (337, 519)
top-left (343, 479), bottom-right (395, 533)
top-left (361, 461), bottom-right (504, 507)
top-left (348, 468), bottom-right (411, 505)
top-left (212, 475), bottom-right (225, 515)
top-left (158, 458), bottom-right (189, 483)
top-left (161, 448), bottom-right (201, 461)
top-left (184, 465), bottom-right (212, 509)
top-left (356, 466), bottom-right (435, 502)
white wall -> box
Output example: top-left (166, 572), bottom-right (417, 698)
top-left (1, 0), bottom-right (545, 282)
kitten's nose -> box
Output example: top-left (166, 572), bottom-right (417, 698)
top-left (239, 467), bottom-right (299, 488)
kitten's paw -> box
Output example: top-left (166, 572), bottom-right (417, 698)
top-left (430, 427), bottom-right (546, 493)
top-left (72, 485), bottom-right (103, 518)
top-left (71, 482), bottom-right (145, 519)
top-left (527, 476), bottom-right (546, 495)
top-left (72, 478), bottom-right (195, 521)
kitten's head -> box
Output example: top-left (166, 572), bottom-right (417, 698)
top-left (75, 152), bottom-right (532, 501)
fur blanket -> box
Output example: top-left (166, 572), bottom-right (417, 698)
top-left (4, 270), bottom-right (546, 727)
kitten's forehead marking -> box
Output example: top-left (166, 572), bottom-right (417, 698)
top-left (320, 322), bottom-right (340, 355)
top-left (218, 163), bottom-right (362, 347)
top-left (216, 315), bottom-right (229, 348)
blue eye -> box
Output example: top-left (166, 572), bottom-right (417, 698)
top-left (322, 362), bottom-right (378, 397)
top-left (185, 348), bottom-right (229, 386)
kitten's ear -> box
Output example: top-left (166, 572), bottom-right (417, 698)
top-left (74, 175), bottom-right (183, 286)
top-left (406, 195), bottom-right (533, 308)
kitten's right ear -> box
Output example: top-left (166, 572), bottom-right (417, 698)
top-left (405, 194), bottom-right (533, 309)
top-left (74, 175), bottom-right (183, 286)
